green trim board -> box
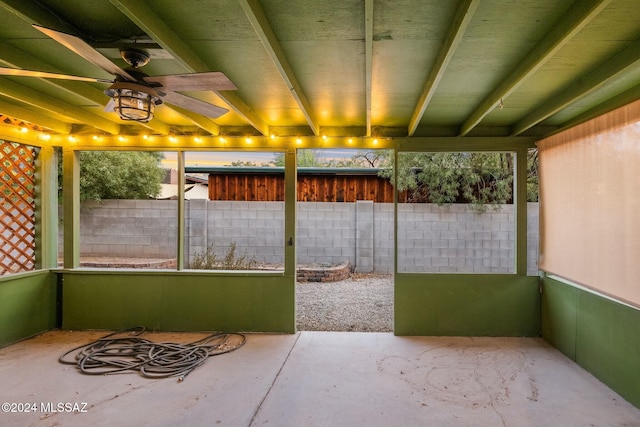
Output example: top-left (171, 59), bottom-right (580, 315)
top-left (60, 271), bottom-right (295, 333)
top-left (0, 271), bottom-right (57, 347)
top-left (394, 274), bottom-right (540, 336)
top-left (542, 275), bottom-right (640, 408)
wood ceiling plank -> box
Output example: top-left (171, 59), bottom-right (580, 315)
top-left (0, 98), bottom-right (72, 134)
top-left (0, 78), bottom-right (120, 134)
top-left (110, 0), bottom-right (270, 136)
top-left (365, 0), bottom-right (373, 137)
top-left (512, 39), bottom-right (640, 135)
top-left (459, 0), bottom-right (613, 136)
top-left (0, 0), bottom-right (78, 35)
top-left (238, 0), bottom-right (319, 136)
top-left (164, 104), bottom-right (221, 136)
top-left (407, 0), bottom-right (480, 136)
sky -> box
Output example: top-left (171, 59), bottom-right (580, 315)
top-left (160, 148), bottom-right (363, 170)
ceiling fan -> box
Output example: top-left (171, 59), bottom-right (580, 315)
top-left (0, 25), bottom-right (237, 123)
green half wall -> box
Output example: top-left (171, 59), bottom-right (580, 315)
top-left (394, 274), bottom-right (540, 336)
top-left (542, 275), bottom-right (640, 408)
top-left (0, 271), bottom-right (58, 347)
top-left (61, 271), bottom-right (295, 333)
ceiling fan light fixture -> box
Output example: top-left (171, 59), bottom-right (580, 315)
top-left (105, 81), bottom-right (162, 123)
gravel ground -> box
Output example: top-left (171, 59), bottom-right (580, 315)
top-left (296, 273), bottom-right (393, 332)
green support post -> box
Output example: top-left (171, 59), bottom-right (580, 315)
top-left (515, 147), bottom-right (528, 276)
top-left (62, 148), bottom-right (79, 269)
top-left (284, 148), bottom-right (297, 278)
top-left (35, 146), bottom-right (59, 269)
top-left (177, 151), bottom-right (185, 270)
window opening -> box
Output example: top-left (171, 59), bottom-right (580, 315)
top-left (396, 151), bottom-right (516, 274)
top-left (76, 150), bottom-right (176, 269)
top-left (183, 151), bottom-right (285, 272)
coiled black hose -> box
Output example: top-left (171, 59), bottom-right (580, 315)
top-left (59, 327), bottom-right (246, 381)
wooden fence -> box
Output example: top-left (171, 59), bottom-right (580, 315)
top-left (207, 168), bottom-right (397, 203)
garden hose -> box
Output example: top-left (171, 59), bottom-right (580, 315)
top-left (59, 327), bottom-right (246, 381)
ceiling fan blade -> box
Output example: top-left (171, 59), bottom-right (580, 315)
top-left (0, 67), bottom-right (112, 83)
top-left (162, 92), bottom-right (229, 118)
top-left (104, 98), bottom-right (115, 112)
top-left (33, 25), bottom-right (136, 81)
top-left (144, 72), bottom-right (237, 91)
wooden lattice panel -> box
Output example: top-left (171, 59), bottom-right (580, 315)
top-left (1, 141), bottom-right (37, 275)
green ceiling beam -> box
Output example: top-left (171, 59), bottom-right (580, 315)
top-left (459, 0), bottom-right (612, 136)
top-left (165, 103), bottom-right (220, 136)
top-left (552, 83), bottom-right (640, 136)
top-left (0, 41), bottom-right (109, 106)
top-left (0, 78), bottom-right (121, 134)
top-left (110, 0), bottom-right (270, 136)
top-left (397, 136), bottom-right (537, 152)
top-left (365, 0), bottom-right (373, 137)
top-left (136, 118), bottom-right (171, 135)
top-left (239, 0), bottom-right (319, 136)
top-left (408, 0), bottom-right (480, 137)
top-left (512, 38), bottom-right (640, 136)
top-left (0, 98), bottom-right (72, 134)
top-left (0, 0), bottom-right (78, 34)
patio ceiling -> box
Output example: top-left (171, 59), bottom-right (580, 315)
top-left (0, 0), bottom-right (639, 141)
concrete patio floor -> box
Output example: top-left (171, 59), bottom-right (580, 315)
top-left (1, 330), bottom-right (639, 427)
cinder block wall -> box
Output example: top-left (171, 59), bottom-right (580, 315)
top-left (397, 204), bottom-right (526, 274)
top-left (60, 200), bottom-right (178, 258)
top-left (187, 200), bottom-right (285, 266)
top-left (297, 202), bottom-right (355, 268)
top-left (62, 200), bottom-right (539, 274)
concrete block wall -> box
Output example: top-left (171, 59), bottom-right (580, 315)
top-left (65, 200), bottom-right (539, 274)
top-left (397, 204), bottom-right (515, 273)
top-left (355, 201), bottom-right (374, 273)
top-left (61, 200), bottom-right (178, 258)
top-left (297, 202), bottom-right (355, 268)
top-left (187, 200), bottom-right (285, 266)
top-left (397, 203), bottom-right (539, 274)
top-left (373, 203), bottom-right (394, 273)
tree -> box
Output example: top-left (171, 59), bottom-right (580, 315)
top-left (78, 151), bottom-right (165, 202)
top-left (348, 150), bottom-right (386, 167)
top-left (271, 149), bottom-right (387, 168)
top-left (271, 149), bottom-right (327, 167)
top-left (377, 151), bottom-right (518, 210)
top-left (230, 160), bottom-right (258, 166)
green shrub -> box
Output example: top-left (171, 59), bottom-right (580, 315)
top-left (189, 241), bottom-right (257, 270)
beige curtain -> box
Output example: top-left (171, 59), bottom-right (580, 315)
top-left (538, 100), bottom-right (640, 307)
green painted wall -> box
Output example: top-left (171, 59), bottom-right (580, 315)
top-left (394, 274), bottom-right (540, 336)
top-left (61, 271), bottom-right (295, 333)
top-left (542, 276), bottom-right (640, 408)
top-left (0, 271), bottom-right (58, 347)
